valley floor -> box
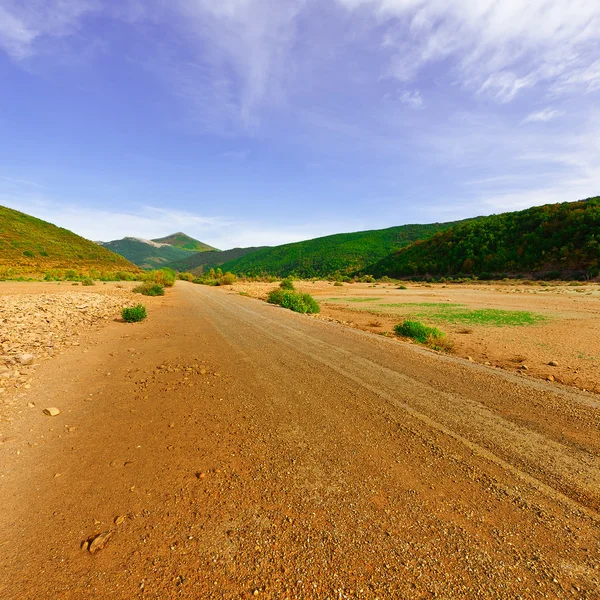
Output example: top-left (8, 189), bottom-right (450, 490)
top-left (0, 281), bottom-right (599, 598)
top-left (236, 279), bottom-right (600, 394)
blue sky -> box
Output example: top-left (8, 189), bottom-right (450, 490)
top-left (1, 1), bottom-right (599, 249)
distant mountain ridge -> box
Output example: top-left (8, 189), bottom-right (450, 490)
top-left (0, 205), bottom-right (138, 275)
top-left (151, 232), bottom-right (218, 253)
top-left (166, 246), bottom-right (268, 275)
top-left (219, 221), bottom-right (463, 278)
top-left (100, 232), bottom-right (218, 269)
top-left (369, 196), bottom-right (600, 279)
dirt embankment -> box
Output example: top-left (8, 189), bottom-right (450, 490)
top-left (0, 283), bottom-right (138, 418)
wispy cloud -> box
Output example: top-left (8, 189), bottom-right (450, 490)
top-left (521, 108), bottom-right (565, 125)
top-left (338, 0), bottom-right (600, 102)
top-left (0, 1), bottom-right (100, 60)
top-left (396, 89), bottom-right (424, 109)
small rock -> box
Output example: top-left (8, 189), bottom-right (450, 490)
top-left (467, 356), bottom-right (475, 362)
top-left (114, 515), bottom-right (125, 525)
top-left (546, 375), bottom-right (555, 382)
top-left (17, 354), bottom-right (34, 366)
top-left (519, 365), bottom-right (529, 370)
top-left (43, 407), bottom-right (60, 417)
top-left (548, 360), bottom-right (559, 367)
top-left (88, 531), bottom-right (113, 554)
top-left (27, 402), bottom-right (35, 408)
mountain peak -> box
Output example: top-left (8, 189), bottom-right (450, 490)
top-left (151, 232), bottom-right (219, 253)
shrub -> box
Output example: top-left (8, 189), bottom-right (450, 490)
top-left (81, 277), bottom-right (95, 286)
top-left (219, 272), bottom-right (237, 286)
top-left (122, 304), bottom-right (147, 322)
top-left (177, 272), bottom-right (195, 282)
top-left (143, 268), bottom-right (176, 287)
top-left (280, 278), bottom-right (295, 290)
top-left (267, 289), bottom-right (320, 314)
top-left (333, 282), bottom-right (343, 287)
top-left (65, 269), bottom-right (78, 281)
top-left (133, 282), bottom-right (165, 296)
top-left (267, 289), bottom-right (284, 305)
top-left (394, 319), bottom-right (451, 351)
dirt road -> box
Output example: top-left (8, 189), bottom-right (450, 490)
top-left (1, 282), bottom-right (599, 598)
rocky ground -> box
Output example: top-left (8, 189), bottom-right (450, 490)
top-left (0, 283), bottom-right (138, 421)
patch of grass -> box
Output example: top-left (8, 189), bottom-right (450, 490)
top-left (394, 319), bottom-right (452, 352)
top-left (133, 282), bottom-right (165, 296)
top-left (327, 297), bottom-right (382, 303)
top-left (380, 302), bottom-right (546, 327)
top-left (81, 277), bottom-right (95, 286)
top-left (122, 304), bottom-right (147, 322)
top-left (267, 289), bottom-right (320, 314)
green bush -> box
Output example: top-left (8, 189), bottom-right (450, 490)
top-left (122, 304), bottom-right (147, 322)
top-left (219, 272), bottom-right (237, 286)
top-left (279, 278), bottom-right (295, 290)
top-left (133, 282), bottom-right (165, 296)
top-left (267, 289), bottom-right (320, 314)
top-left (394, 320), bottom-right (451, 352)
top-left (81, 277), bottom-right (95, 286)
top-left (143, 268), bottom-right (176, 287)
top-left (177, 272), bottom-right (195, 282)
top-left (267, 289), bottom-right (284, 305)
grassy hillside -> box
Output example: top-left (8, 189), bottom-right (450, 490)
top-left (166, 246), bottom-right (267, 275)
top-left (0, 205), bottom-right (138, 276)
top-left (152, 232), bottom-right (218, 253)
top-left (220, 222), bottom-right (461, 278)
top-left (100, 238), bottom-right (194, 269)
top-left (370, 197), bottom-right (600, 279)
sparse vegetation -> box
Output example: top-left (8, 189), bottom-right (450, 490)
top-left (0, 205), bottom-right (139, 277)
top-left (267, 289), bottom-right (320, 314)
top-left (133, 282), bottom-right (165, 296)
top-left (81, 277), bottom-right (95, 286)
top-left (122, 304), bottom-right (147, 322)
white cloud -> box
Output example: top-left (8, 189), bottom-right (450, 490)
top-left (396, 89), bottom-right (424, 109)
top-left (0, 1), bottom-right (100, 60)
top-left (336, 0), bottom-right (600, 102)
top-left (521, 108), bottom-right (565, 124)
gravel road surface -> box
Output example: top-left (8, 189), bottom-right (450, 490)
top-left (1, 282), bottom-right (598, 599)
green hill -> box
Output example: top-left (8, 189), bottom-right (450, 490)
top-left (166, 246), bottom-right (268, 275)
top-left (219, 222), bottom-right (462, 278)
top-left (0, 205), bottom-right (139, 276)
top-left (370, 197), bottom-right (600, 279)
top-left (151, 232), bottom-right (218, 253)
top-left (99, 237), bottom-right (195, 269)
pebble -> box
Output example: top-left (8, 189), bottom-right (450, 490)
top-left (114, 516), bottom-right (125, 525)
top-left (519, 365), bottom-right (529, 370)
top-left (43, 407), bottom-right (60, 417)
top-left (548, 360), bottom-right (559, 367)
top-left (88, 531), bottom-right (113, 554)
top-left (546, 375), bottom-right (555, 382)
top-left (18, 354), bottom-right (34, 365)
